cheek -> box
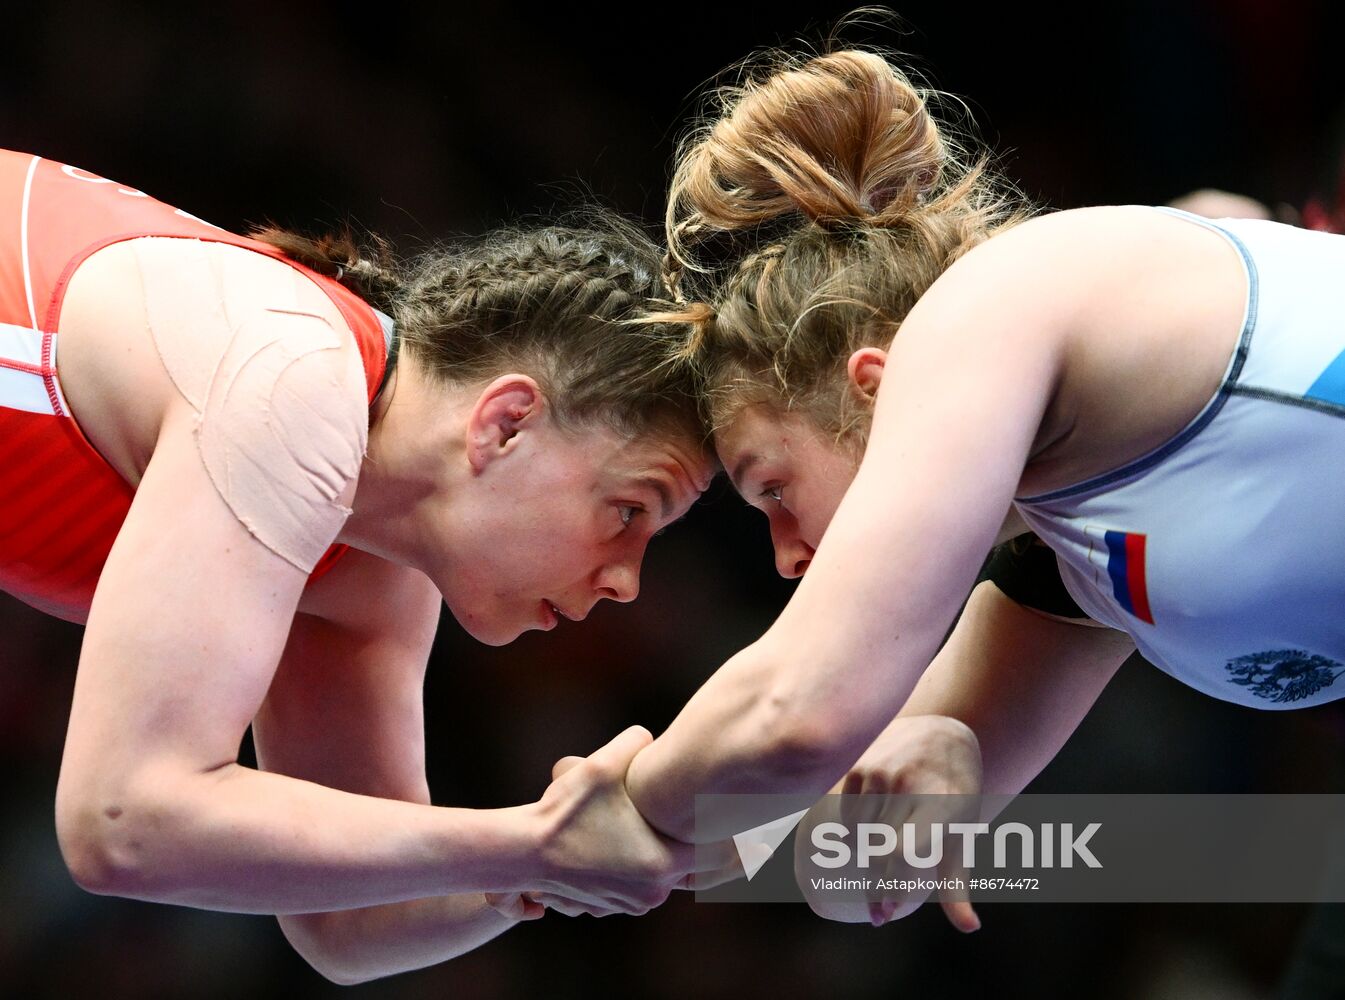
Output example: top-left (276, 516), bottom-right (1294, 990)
top-left (812, 452), bottom-right (862, 523)
top-left (792, 481), bottom-right (846, 548)
top-left (531, 512), bottom-right (613, 568)
top-left (795, 510), bottom-right (825, 551)
top-left (823, 476), bottom-right (853, 521)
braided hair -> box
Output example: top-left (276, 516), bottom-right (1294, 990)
top-left (255, 216), bottom-right (700, 442)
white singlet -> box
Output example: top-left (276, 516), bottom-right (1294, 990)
top-left (1016, 209), bottom-right (1345, 709)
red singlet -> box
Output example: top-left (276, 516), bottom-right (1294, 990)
top-left (0, 150), bottom-right (389, 622)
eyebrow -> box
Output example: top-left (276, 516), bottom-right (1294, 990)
top-left (729, 453), bottom-right (760, 494)
top-left (635, 476), bottom-right (675, 520)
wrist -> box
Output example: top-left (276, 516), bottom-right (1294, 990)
top-left (501, 803), bottom-right (549, 892)
top-left (855, 715), bottom-right (981, 794)
top-left (905, 716), bottom-right (981, 791)
top-left (901, 714), bottom-right (979, 752)
top-left (434, 804), bottom-right (545, 895)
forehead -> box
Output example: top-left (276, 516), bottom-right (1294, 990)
top-left (620, 432), bottom-right (715, 490)
top-left (716, 404), bottom-right (849, 492)
top-left (714, 404), bottom-right (791, 469)
top-left (581, 423), bottom-right (714, 493)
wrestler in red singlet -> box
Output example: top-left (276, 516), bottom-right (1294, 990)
top-left (0, 150), bottom-right (389, 622)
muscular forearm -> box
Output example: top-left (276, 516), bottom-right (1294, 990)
top-left (626, 640), bottom-right (890, 842)
top-left (627, 582), bottom-right (1130, 841)
top-left (895, 582), bottom-right (1133, 795)
top-left (58, 761), bottom-right (541, 913)
top-left (281, 894), bottom-right (517, 985)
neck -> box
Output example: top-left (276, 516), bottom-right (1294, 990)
top-left (339, 362), bottom-right (467, 569)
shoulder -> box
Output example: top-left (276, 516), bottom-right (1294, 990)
top-left (92, 237), bottom-right (371, 571)
top-left (913, 206), bottom-right (1219, 347)
top-left (62, 236), bottom-right (365, 390)
top-left (977, 204), bottom-right (1178, 243)
top-left (112, 236), bottom-right (370, 440)
top-left (66, 237), bottom-right (362, 383)
top-left (940, 207), bottom-right (1157, 286)
top-left (947, 205), bottom-right (1222, 287)
top-left (72, 236), bottom-right (350, 321)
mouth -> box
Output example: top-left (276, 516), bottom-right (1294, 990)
top-left (543, 600), bottom-right (581, 627)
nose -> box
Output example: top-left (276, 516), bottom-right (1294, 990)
top-left (770, 515), bottom-right (814, 579)
top-left (594, 555), bottom-right (641, 604)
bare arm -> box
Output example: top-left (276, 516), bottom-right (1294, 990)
top-left (255, 549), bottom-right (530, 984)
top-left (55, 411), bottom-right (543, 912)
top-left (628, 224), bottom-right (1089, 840)
top-left (55, 405), bottom-right (689, 916)
top-left (796, 583), bottom-right (1133, 929)
top-left (895, 580), bottom-right (1135, 797)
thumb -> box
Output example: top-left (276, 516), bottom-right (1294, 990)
top-left (587, 725), bottom-right (654, 770)
top-left (552, 755), bottom-right (585, 781)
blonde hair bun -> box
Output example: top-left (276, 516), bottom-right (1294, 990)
top-left (669, 51), bottom-right (950, 263)
top-left (664, 43), bottom-right (1028, 439)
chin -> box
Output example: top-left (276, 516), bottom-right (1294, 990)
top-left (462, 618), bottom-right (525, 647)
top-left (443, 602), bottom-right (524, 647)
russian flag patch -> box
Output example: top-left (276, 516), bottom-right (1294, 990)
top-left (1087, 527), bottom-right (1155, 625)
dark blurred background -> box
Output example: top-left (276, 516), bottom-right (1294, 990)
top-left (3, 1), bottom-right (1345, 997)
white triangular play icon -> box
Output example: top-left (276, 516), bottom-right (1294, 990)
top-left (732, 809), bottom-right (810, 881)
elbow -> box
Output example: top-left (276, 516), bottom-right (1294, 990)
top-left (739, 693), bottom-right (859, 793)
top-left (54, 771), bottom-right (180, 899)
top-left (59, 837), bottom-right (119, 897)
top-left (57, 802), bottom-right (142, 897)
top-left (280, 913), bottom-right (380, 987)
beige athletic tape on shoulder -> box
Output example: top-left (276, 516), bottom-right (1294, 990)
top-left (131, 238), bottom-right (368, 572)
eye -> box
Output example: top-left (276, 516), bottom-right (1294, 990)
top-left (760, 484), bottom-right (784, 505)
top-left (618, 504), bottom-right (642, 527)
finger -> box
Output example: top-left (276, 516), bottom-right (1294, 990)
top-left (586, 725), bottom-right (654, 770)
top-left (882, 787), bottom-right (929, 833)
top-left (852, 783), bottom-right (902, 830)
top-left (682, 858), bottom-right (746, 891)
top-left (514, 892), bottom-right (547, 920)
top-left (484, 892), bottom-right (542, 921)
top-left (934, 835), bottom-right (980, 933)
top-left (483, 892), bottom-right (518, 918)
top-left (551, 755), bottom-right (584, 781)
top-left (659, 832), bottom-right (745, 887)
top-left (685, 836), bottom-right (740, 874)
top-left (539, 896), bottom-right (589, 918)
top-left (869, 899), bottom-right (898, 927)
top-left (940, 897), bottom-right (981, 933)
top-left (839, 784), bottom-right (863, 828)
top-left (528, 893), bottom-right (621, 918)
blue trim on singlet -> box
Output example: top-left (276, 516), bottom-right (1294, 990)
top-left (1306, 347), bottom-right (1345, 407)
top-left (1227, 383), bottom-right (1345, 419)
top-left (1017, 209), bottom-right (1259, 506)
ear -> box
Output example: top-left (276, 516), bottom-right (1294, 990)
top-left (466, 374), bottom-right (546, 473)
top-left (846, 347), bottom-right (888, 402)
